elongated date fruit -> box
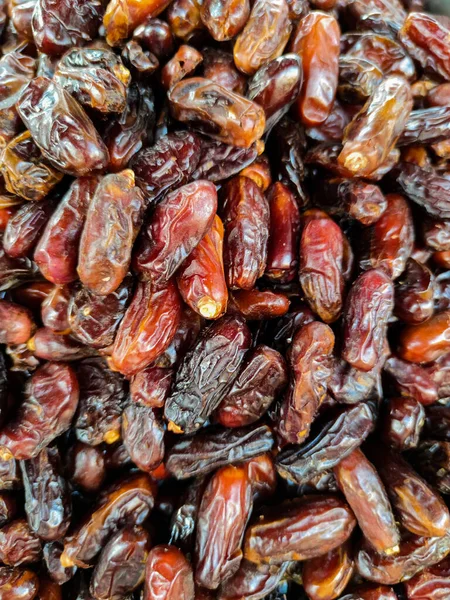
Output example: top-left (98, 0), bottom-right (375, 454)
top-left (334, 448), bottom-right (400, 556)
top-left (164, 316), bottom-right (251, 433)
top-left (380, 396), bottom-right (425, 452)
top-left (144, 545), bottom-right (194, 600)
top-left (103, 0), bottom-right (172, 47)
top-left (166, 424), bottom-right (274, 479)
top-left (394, 162), bottom-right (450, 220)
top-left (134, 180), bottom-right (217, 287)
top-left (168, 78), bottom-right (265, 148)
top-left (0, 363), bottom-right (79, 460)
top-left (276, 402), bottom-right (376, 485)
top-left (90, 526), bottom-right (150, 600)
top-left (195, 464), bottom-right (252, 589)
top-left (21, 446), bottom-right (71, 542)
top-left (218, 560), bottom-right (288, 600)
top-left (122, 403), bottom-right (165, 473)
top-left (342, 269), bottom-right (394, 372)
top-left (34, 177), bottom-right (99, 285)
top-left (299, 216), bottom-right (344, 323)
top-left (234, 0), bottom-right (292, 76)
top-left (394, 258), bottom-right (435, 325)
top-left (130, 365), bottom-right (172, 408)
top-left (110, 279), bottom-right (182, 377)
top-left (221, 176), bottom-right (269, 290)
top-left (176, 215), bottom-right (228, 320)
top-left (277, 321), bottom-right (335, 445)
top-left (383, 356), bottom-right (438, 406)
top-left (61, 473), bottom-right (156, 569)
top-left (398, 310), bottom-right (450, 364)
top-left (200, 0), bottom-right (249, 41)
top-left (265, 182), bottom-right (300, 283)
top-left (291, 12), bottom-right (340, 127)
top-left (16, 77), bottom-right (109, 176)
top-left (244, 495), bottom-right (356, 564)
top-left (215, 346), bottom-right (287, 428)
top-left (404, 556), bottom-right (450, 600)
top-left (78, 170), bottom-right (145, 296)
top-left (338, 77), bottom-right (413, 177)
top-left (302, 541), bottom-right (354, 600)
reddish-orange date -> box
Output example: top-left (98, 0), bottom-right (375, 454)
top-left (398, 310), bottom-right (450, 364)
top-left (144, 545), bottom-right (194, 600)
top-left (302, 541), bottom-right (354, 600)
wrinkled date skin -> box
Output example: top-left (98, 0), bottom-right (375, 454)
top-left (276, 402), bottom-right (376, 485)
top-left (233, 0), bottom-right (292, 76)
top-left (342, 268), bottom-right (394, 372)
top-left (384, 356), bottom-right (438, 406)
top-left (356, 534), bottom-right (450, 585)
top-left (34, 177), bottom-right (99, 285)
top-left (299, 216), bottom-right (345, 323)
top-left (168, 78), bottom-right (266, 148)
top-left (42, 542), bottom-right (76, 585)
top-left (217, 559), bottom-right (288, 600)
top-left (0, 363), bottom-right (79, 460)
top-left (244, 495), bottom-right (356, 564)
top-left (66, 442), bottom-right (105, 495)
top-left (398, 310), bottom-right (450, 364)
top-left (103, 0), bottom-right (172, 47)
top-left (131, 131), bottom-right (201, 204)
top-left (215, 345), bottom-right (287, 428)
top-left (90, 526), bottom-right (150, 600)
top-left (361, 194), bottom-right (414, 280)
top-left (394, 162), bottom-right (450, 220)
top-left (134, 180), bottom-right (217, 287)
top-left (291, 12), bottom-right (340, 127)
top-left (144, 545), bottom-right (195, 600)
top-left (78, 170), bottom-right (145, 297)
top-left (202, 48), bottom-right (246, 95)
top-left (302, 541), bottom-right (354, 600)
top-left (200, 0), bottom-right (249, 41)
top-left (0, 131), bottom-right (63, 202)
top-left (338, 77), bottom-right (413, 178)
top-left (74, 358), bottom-right (126, 446)
top-left (333, 448), bottom-right (400, 555)
top-left (130, 364), bottom-right (172, 408)
top-left (265, 182), bottom-right (300, 283)
top-left (229, 289), bottom-right (290, 320)
top-left (155, 305), bottom-right (202, 368)
top-left (16, 77), bottom-right (109, 176)
top-left (0, 566), bottom-right (39, 600)
top-left (374, 449), bottom-right (450, 538)
top-left (381, 396), bottom-right (425, 451)
top-left (0, 48), bottom-right (36, 111)
top-left (60, 473), bottom-right (156, 569)
top-left (110, 279), bottom-right (182, 377)
top-left (170, 477), bottom-right (205, 553)
top-left (0, 300), bottom-right (35, 345)
top-left (32, 0), bottom-right (103, 55)
top-left (164, 315), bottom-right (251, 433)
top-left (176, 215), bottom-right (228, 320)
top-left (122, 403), bottom-right (165, 473)
top-left (317, 180), bottom-right (387, 226)
top-left (54, 47), bottom-right (130, 114)
top-left (221, 176), bottom-right (269, 290)
top-left (3, 197), bottom-right (55, 259)
top-left (394, 259), bottom-right (435, 324)
top-left (195, 464), bottom-right (252, 589)
top-left (404, 556), bottom-right (450, 600)
top-left (166, 424), bottom-right (274, 479)
top-left (41, 285), bottom-right (72, 334)
top-left (192, 137), bottom-right (257, 182)
top-left (161, 44), bottom-right (202, 90)
top-left (0, 519), bottom-right (41, 566)
top-left (277, 321), bottom-right (335, 445)
top-left (28, 327), bottom-right (95, 362)
top-left (21, 446), bottom-right (71, 541)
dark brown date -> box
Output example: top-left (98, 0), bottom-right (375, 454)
top-left (244, 495), bottom-right (356, 564)
top-left (130, 365), bottom-right (172, 408)
top-left (0, 362), bottom-right (79, 460)
top-left (217, 560), bottom-right (288, 600)
top-left (3, 197), bottom-right (54, 259)
top-left (316, 180), bottom-right (388, 226)
top-left (215, 346), bottom-right (287, 428)
top-left (384, 356), bottom-right (438, 406)
top-left (41, 285), bottom-right (72, 334)
top-left (154, 305), bottom-right (202, 368)
top-left (192, 137), bottom-right (260, 183)
top-left (166, 424), bottom-right (274, 479)
top-left (16, 77), bottom-right (109, 176)
top-left (66, 442), bottom-right (105, 494)
top-left (0, 566), bottom-right (39, 599)
top-left (277, 321), bottom-right (335, 445)
top-left (133, 17), bottom-right (173, 57)
top-left (394, 162), bottom-right (450, 220)
top-left (0, 519), bottom-right (41, 566)
top-left (0, 300), bottom-right (35, 345)
top-left (221, 176), bottom-right (269, 290)
top-left (122, 403), bottom-right (165, 472)
top-left (394, 258), bottom-right (435, 324)
top-left (0, 493), bottom-right (16, 528)
top-left (381, 396), bottom-right (425, 451)
top-left (404, 556), bottom-right (450, 600)
top-left (164, 315), bottom-right (251, 434)
top-left (276, 402), bottom-right (376, 485)
top-left (43, 542), bottom-right (76, 585)
top-left (21, 446), bottom-right (71, 541)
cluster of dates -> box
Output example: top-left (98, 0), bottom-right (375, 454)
top-left (0, 0), bottom-right (450, 598)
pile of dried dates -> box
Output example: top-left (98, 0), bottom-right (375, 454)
top-left (1, 0), bottom-right (450, 598)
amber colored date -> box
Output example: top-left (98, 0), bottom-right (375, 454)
top-left (78, 170), bottom-right (145, 296)
top-left (215, 346), bottom-right (287, 428)
top-left (334, 448), bottom-right (400, 555)
top-left (161, 45), bottom-right (202, 90)
top-left (233, 0), bottom-right (291, 76)
top-left (291, 12), bottom-right (340, 127)
top-left (168, 78), bottom-right (265, 148)
top-left (0, 566), bottom-right (39, 600)
top-left (300, 216), bottom-right (345, 323)
top-left (103, 0), bottom-right (172, 46)
top-left (221, 176), bottom-right (269, 290)
top-left (0, 519), bottom-right (41, 566)
top-left (0, 362), bottom-right (79, 460)
top-left (110, 279), bottom-right (182, 377)
top-left (195, 464), bottom-right (252, 589)
top-left (277, 321), bottom-right (335, 445)
top-left (200, 0), bottom-right (249, 41)
top-left (177, 215), bottom-right (227, 320)
top-left (144, 545), bottom-right (194, 600)
top-left (244, 495), bottom-right (356, 564)
top-left (166, 0), bottom-right (203, 43)
top-left (342, 269), bottom-right (394, 372)
top-left (338, 77), bottom-right (412, 177)
top-left (302, 541), bottom-right (354, 600)
top-left (230, 289), bottom-right (290, 320)
top-left (134, 180), bottom-right (217, 286)
top-left (398, 310), bottom-right (450, 364)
